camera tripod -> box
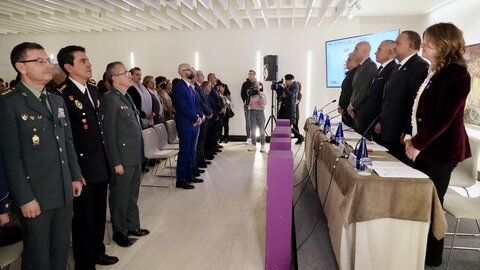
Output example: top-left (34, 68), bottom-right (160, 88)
top-left (264, 82), bottom-right (277, 136)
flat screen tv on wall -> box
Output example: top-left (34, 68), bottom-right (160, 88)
top-left (325, 29), bottom-right (400, 88)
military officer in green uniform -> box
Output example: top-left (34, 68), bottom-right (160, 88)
top-left (0, 42), bottom-right (83, 270)
top-left (100, 61), bottom-right (149, 248)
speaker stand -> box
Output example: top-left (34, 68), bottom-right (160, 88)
top-left (264, 83), bottom-right (277, 136)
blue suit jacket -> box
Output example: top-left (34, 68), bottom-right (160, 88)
top-left (172, 80), bottom-right (200, 131)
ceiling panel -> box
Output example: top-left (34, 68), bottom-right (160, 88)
top-left (0, 0), bottom-right (456, 34)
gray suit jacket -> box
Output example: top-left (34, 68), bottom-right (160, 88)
top-left (100, 87), bottom-right (143, 168)
top-left (350, 57), bottom-right (378, 116)
top-left (0, 81), bottom-right (82, 210)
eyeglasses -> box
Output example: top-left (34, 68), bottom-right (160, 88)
top-left (18, 57), bottom-right (55, 64)
top-left (113, 70), bottom-right (130, 76)
top-left (182, 67), bottom-right (195, 72)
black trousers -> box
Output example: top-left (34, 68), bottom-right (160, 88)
top-left (384, 140), bottom-right (414, 167)
top-left (72, 181), bottom-right (108, 270)
top-left (415, 160), bottom-right (457, 266)
top-left (196, 121), bottom-right (209, 166)
top-left (18, 203), bottom-right (73, 270)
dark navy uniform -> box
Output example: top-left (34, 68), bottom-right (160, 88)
top-left (0, 151), bottom-right (11, 232)
top-left (0, 81), bottom-right (82, 270)
top-left (57, 78), bottom-right (111, 269)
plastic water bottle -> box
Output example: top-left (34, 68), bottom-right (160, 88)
top-left (323, 115), bottom-right (331, 136)
top-left (335, 122), bottom-right (344, 145)
top-left (312, 106), bottom-right (318, 120)
top-left (318, 109), bottom-right (324, 125)
top-left (355, 137), bottom-right (368, 170)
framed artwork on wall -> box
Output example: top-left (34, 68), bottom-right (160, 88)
top-left (464, 43), bottom-right (480, 127)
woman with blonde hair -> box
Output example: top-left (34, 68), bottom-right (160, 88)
top-left (405, 22), bottom-right (471, 267)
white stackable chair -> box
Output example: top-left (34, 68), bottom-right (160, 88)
top-left (443, 194), bottom-right (480, 270)
top-left (153, 124), bottom-right (180, 150)
top-left (0, 241), bottom-right (23, 270)
top-left (141, 128), bottom-right (178, 188)
top-left (165, 120), bottom-right (180, 144)
top-left (448, 136), bottom-right (480, 196)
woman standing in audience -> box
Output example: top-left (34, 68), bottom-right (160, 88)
top-left (218, 83), bottom-right (233, 143)
top-left (405, 22), bottom-right (471, 267)
top-left (156, 78), bottom-right (175, 122)
top-left (143, 75), bottom-right (163, 124)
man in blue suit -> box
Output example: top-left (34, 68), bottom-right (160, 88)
top-left (172, 63), bottom-right (204, 189)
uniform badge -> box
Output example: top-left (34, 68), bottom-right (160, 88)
top-left (97, 100), bottom-right (100, 107)
top-left (57, 84), bottom-right (66, 93)
top-left (29, 115), bottom-right (35, 120)
top-left (58, 108), bottom-right (66, 118)
top-left (32, 135), bottom-right (40, 145)
top-left (82, 119), bottom-right (87, 123)
top-left (69, 95), bottom-right (74, 101)
top-left (37, 114), bottom-right (43, 120)
top-left (21, 114), bottom-right (28, 121)
top-left (21, 92), bottom-right (27, 97)
top-left (83, 124), bottom-right (89, 130)
top-left (75, 100), bottom-right (83, 110)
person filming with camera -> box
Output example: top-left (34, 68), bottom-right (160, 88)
top-left (275, 74), bottom-right (304, 144)
top-left (247, 81), bottom-right (267, 152)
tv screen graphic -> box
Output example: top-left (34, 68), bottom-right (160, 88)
top-left (325, 29), bottom-right (400, 88)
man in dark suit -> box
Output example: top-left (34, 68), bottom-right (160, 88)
top-left (337, 52), bottom-right (358, 128)
top-left (172, 63), bottom-right (204, 189)
top-left (0, 42), bottom-right (83, 270)
top-left (376, 31), bottom-right (429, 164)
top-left (364, 40), bottom-right (398, 141)
top-left (194, 70), bottom-right (213, 169)
top-left (347, 41), bottom-right (378, 134)
top-left (56, 45), bottom-right (118, 269)
top-left (100, 61), bottom-right (149, 248)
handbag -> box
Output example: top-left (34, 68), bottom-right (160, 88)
top-left (227, 108), bottom-right (235, 118)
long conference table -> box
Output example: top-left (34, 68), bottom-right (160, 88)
top-left (304, 119), bottom-right (447, 270)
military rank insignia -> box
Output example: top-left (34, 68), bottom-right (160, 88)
top-left (75, 100), bottom-right (83, 110)
top-left (69, 95), bottom-right (74, 101)
top-left (32, 134), bottom-right (40, 145)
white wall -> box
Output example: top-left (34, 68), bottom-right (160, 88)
top-left (0, 15), bottom-right (423, 136)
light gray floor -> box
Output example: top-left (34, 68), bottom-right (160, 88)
top-left (6, 141), bottom-right (480, 270)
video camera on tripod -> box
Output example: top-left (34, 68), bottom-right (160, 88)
top-left (270, 78), bottom-right (284, 91)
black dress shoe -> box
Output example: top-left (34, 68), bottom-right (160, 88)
top-left (190, 177), bottom-right (204, 183)
top-left (205, 161), bottom-right (212, 165)
top-left (205, 155), bottom-right (214, 160)
top-left (216, 144), bottom-right (224, 148)
top-left (96, 254), bottom-right (119, 265)
top-left (112, 232), bottom-right (135, 247)
top-left (215, 149), bottom-right (222, 153)
top-left (128, 228), bottom-right (150, 237)
top-left (193, 172), bottom-right (200, 177)
top-left (176, 182), bottom-right (195, 189)
top-left (197, 163), bottom-right (207, 168)
top-left (194, 168), bottom-right (205, 173)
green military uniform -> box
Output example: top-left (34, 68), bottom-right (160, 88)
top-left (0, 81), bottom-right (82, 270)
top-left (99, 87), bottom-right (143, 237)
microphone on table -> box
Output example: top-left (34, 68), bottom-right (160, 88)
top-left (319, 99), bottom-right (337, 111)
top-left (353, 114), bottom-right (382, 169)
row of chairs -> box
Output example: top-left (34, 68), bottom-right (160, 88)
top-left (141, 122), bottom-right (179, 188)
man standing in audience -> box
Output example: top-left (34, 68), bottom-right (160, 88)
top-left (275, 74), bottom-right (303, 144)
top-left (172, 64), bottom-right (204, 189)
top-left (363, 40), bottom-right (398, 141)
top-left (240, 70), bottom-right (257, 144)
top-left (194, 70), bottom-right (213, 169)
top-left (377, 31), bottom-right (429, 164)
top-left (347, 41), bottom-right (378, 134)
top-left (0, 42), bottom-right (83, 270)
top-left (56, 45), bottom-right (118, 268)
top-left (207, 72), bottom-right (225, 149)
top-left (338, 53), bottom-right (358, 128)
top-left (127, 67), bottom-right (155, 129)
top-left (100, 61), bottom-right (149, 248)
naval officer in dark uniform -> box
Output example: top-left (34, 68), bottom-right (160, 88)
top-left (0, 152), bottom-right (11, 228)
top-left (100, 61), bottom-right (149, 248)
top-left (57, 45), bottom-right (118, 269)
top-left (0, 42), bottom-right (83, 270)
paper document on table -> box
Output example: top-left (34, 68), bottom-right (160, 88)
top-left (365, 141), bottom-right (388, 152)
top-left (372, 161), bottom-right (429, 178)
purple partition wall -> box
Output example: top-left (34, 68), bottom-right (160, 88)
top-left (276, 119), bottom-right (291, 127)
top-left (265, 125), bottom-right (293, 270)
top-left (271, 126), bottom-right (291, 138)
top-left (269, 137), bottom-right (291, 151)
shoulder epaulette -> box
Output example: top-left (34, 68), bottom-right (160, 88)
top-left (57, 84), bottom-right (67, 93)
top-left (87, 79), bottom-right (96, 86)
top-left (0, 88), bottom-right (16, 97)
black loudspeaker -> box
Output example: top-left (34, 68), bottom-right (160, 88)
top-left (263, 55), bottom-right (278, 81)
